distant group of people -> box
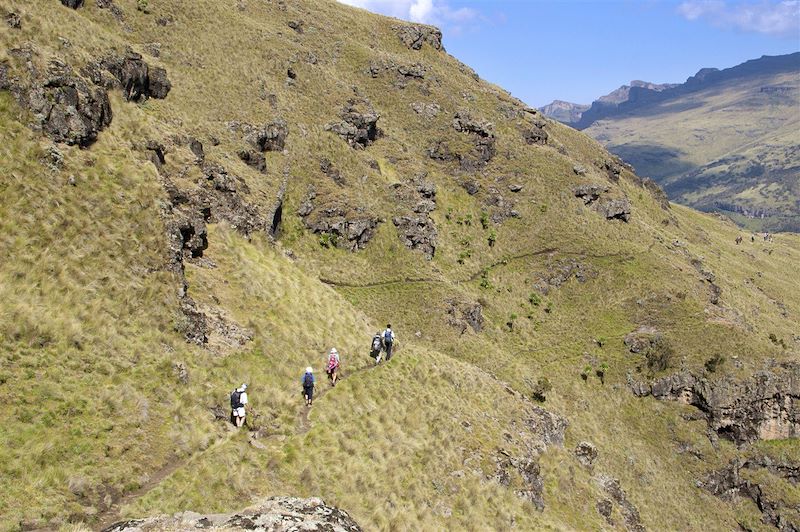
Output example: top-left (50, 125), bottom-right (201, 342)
top-left (231, 325), bottom-right (398, 424)
top-left (737, 232), bottom-right (773, 245)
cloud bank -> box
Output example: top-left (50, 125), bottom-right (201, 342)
top-left (337, 0), bottom-right (478, 26)
top-left (677, 0), bottom-right (800, 37)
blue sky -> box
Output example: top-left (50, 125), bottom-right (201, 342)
top-left (338, 0), bottom-right (800, 107)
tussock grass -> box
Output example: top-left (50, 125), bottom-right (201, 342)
top-left (0, 1), bottom-right (798, 530)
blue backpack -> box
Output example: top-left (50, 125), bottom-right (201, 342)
top-left (303, 373), bottom-right (314, 388)
top-left (384, 330), bottom-right (393, 344)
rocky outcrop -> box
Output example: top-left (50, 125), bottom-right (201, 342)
top-left (392, 174), bottom-right (438, 259)
top-left (523, 120), bottom-right (549, 145)
top-left (245, 120), bottom-right (288, 152)
top-left (9, 58), bottom-right (113, 147)
top-left (574, 184), bottom-right (609, 206)
top-left (410, 101), bottom-right (440, 119)
top-left (103, 497), bottom-right (362, 531)
top-left (60, 0), bottom-right (84, 8)
top-left (238, 150), bottom-right (267, 173)
top-left (392, 23), bottom-right (443, 51)
top-left (624, 326), bottom-right (662, 354)
top-left (93, 52), bottom-right (171, 101)
top-left (445, 298), bottom-right (483, 334)
top-left (325, 98), bottom-right (380, 149)
top-left (483, 186), bottom-right (519, 223)
top-left (451, 110), bottom-right (496, 169)
top-left (596, 475), bottom-right (646, 532)
top-left (573, 183), bottom-right (631, 221)
top-left (575, 441), bottom-right (598, 468)
top-left (702, 458), bottom-right (799, 531)
top-left (629, 365), bottom-right (800, 445)
top-left (532, 259), bottom-right (595, 295)
top-left (598, 198), bottom-right (631, 222)
top-left (5, 11), bottom-right (21, 28)
top-left (299, 188), bottom-right (380, 251)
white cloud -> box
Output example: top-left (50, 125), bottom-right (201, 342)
top-left (677, 0), bottom-right (800, 37)
top-left (336, 0), bottom-right (478, 26)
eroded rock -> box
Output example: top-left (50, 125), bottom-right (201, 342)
top-left (61, 0), bottom-right (84, 8)
top-left (629, 365), bottom-right (799, 445)
top-left (524, 120), bottom-right (548, 145)
top-left (299, 188), bottom-right (380, 252)
top-left (598, 198), bottom-right (631, 222)
top-left (392, 174), bottom-right (438, 258)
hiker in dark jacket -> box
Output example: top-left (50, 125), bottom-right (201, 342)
top-left (230, 384), bottom-right (248, 427)
top-left (383, 324), bottom-right (396, 361)
top-left (302, 367), bottom-right (315, 407)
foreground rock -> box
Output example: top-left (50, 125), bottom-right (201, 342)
top-left (93, 51), bottom-right (171, 101)
top-left (103, 497), bottom-right (362, 531)
top-left (629, 364), bottom-right (799, 445)
top-left (325, 98), bottom-right (380, 149)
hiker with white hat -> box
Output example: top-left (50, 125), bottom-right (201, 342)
top-left (326, 348), bottom-right (340, 387)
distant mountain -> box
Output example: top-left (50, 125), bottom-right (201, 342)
top-left (537, 100), bottom-right (589, 123)
top-left (539, 81), bottom-right (677, 125)
top-left (545, 53), bottom-right (800, 232)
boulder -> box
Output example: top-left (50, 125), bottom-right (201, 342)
top-left (598, 198), bottom-right (631, 222)
top-left (245, 120), bottom-right (288, 152)
top-left (573, 184), bottom-right (608, 205)
top-left (574, 441), bottom-right (598, 468)
top-left (61, 0), bottom-right (84, 7)
top-left (602, 160), bottom-right (622, 182)
top-left (103, 497), bottom-right (363, 531)
top-left (452, 110), bottom-right (493, 137)
top-left (238, 150), bottom-right (267, 173)
top-left (573, 165), bottom-right (587, 176)
top-left (6, 11), bottom-right (21, 28)
top-left (392, 23), bottom-right (443, 50)
top-left (623, 326), bottom-right (661, 354)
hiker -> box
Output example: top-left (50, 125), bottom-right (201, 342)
top-left (302, 367), bottom-right (315, 407)
top-left (326, 348), bottom-right (340, 386)
top-left (735, 235), bottom-right (742, 245)
top-left (370, 331), bottom-right (383, 364)
top-left (383, 324), bottom-right (396, 361)
top-left (230, 383), bottom-right (248, 428)
top-left (751, 234), bottom-right (755, 243)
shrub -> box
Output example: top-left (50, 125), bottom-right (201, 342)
top-left (528, 293), bottom-right (541, 306)
top-left (480, 210), bottom-right (489, 230)
top-left (644, 336), bottom-right (674, 373)
top-left (488, 229), bottom-right (497, 247)
top-left (531, 377), bottom-right (552, 402)
top-left (580, 365), bottom-right (591, 382)
top-left (596, 363), bottom-right (608, 385)
top-left (704, 354), bottom-right (726, 373)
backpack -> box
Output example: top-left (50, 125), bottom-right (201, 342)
top-left (384, 330), bottom-right (393, 344)
top-left (303, 373), bottom-right (314, 388)
top-left (372, 335), bottom-right (382, 351)
top-left (230, 390), bottom-right (242, 409)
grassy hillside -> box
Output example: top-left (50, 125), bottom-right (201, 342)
top-left (583, 65), bottom-right (800, 232)
top-left (0, 1), bottom-right (798, 531)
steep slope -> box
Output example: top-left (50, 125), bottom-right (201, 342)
top-left (577, 54), bottom-right (800, 232)
top-left (0, 1), bottom-right (798, 531)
